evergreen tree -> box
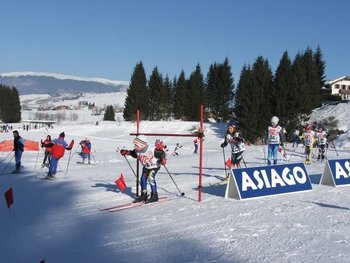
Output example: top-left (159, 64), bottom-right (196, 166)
top-left (0, 84), bottom-right (21, 123)
top-left (314, 45), bottom-right (326, 103)
top-left (173, 71), bottom-right (187, 120)
top-left (217, 57), bottom-right (234, 120)
top-left (123, 61), bottom-right (148, 121)
top-left (273, 51), bottom-right (297, 130)
top-left (233, 65), bottom-right (257, 142)
top-left (205, 63), bottom-right (219, 114)
top-left (104, 105), bottom-right (115, 121)
top-left (162, 75), bottom-right (173, 120)
top-left (251, 56), bottom-right (274, 140)
top-left (148, 67), bottom-right (164, 121)
top-left (185, 64), bottom-right (205, 121)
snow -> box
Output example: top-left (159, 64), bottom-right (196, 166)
top-left (1, 98), bottom-right (350, 263)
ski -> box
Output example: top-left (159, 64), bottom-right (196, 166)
top-left (209, 180), bottom-right (228, 187)
top-left (100, 196), bottom-right (169, 212)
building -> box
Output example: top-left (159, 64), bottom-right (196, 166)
top-left (326, 76), bottom-right (350, 100)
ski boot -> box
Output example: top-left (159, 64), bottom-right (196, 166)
top-left (146, 192), bottom-right (159, 203)
top-left (133, 191), bottom-right (148, 203)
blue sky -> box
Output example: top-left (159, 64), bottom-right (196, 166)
top-left (0, 0), bottom-right (349, 82)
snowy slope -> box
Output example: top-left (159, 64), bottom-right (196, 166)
top-left (0, 105), bottom-right (350, 263)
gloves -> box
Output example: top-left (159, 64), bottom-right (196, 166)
top-left (120, 149), bottom-right (129, 156)
top-left (69, 140), bottom-right (74, 148)
top-left (160, 157), bottom-right (167, 165)
top-left (221, 143), bottom-right (226, 148)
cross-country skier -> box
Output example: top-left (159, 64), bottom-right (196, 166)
top-left (12, 130), bottom-right (25, 173)
top-left (266, 116), bottom-right (283, 165)
top-left (40, 135), bottom-right (52, 167)
top-left (120, 135), bottom-right (166, 203)
top-left (315, 126), bottom-right (328, 161)
top-left (79, 138), bottom-right (92, 164)
top-left (221, 120), bottom-right (245, 169)
top-left (302, 123), bottom-right (315, 165)
top-left (46, 132), bottom-right (74, 179)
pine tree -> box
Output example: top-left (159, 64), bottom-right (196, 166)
top-left (104, 105), bottom-right (115, 121)
top-left (162, 75), bottom-right (173, 120)
top-left (217, 57), bottom-right (234, 120)
top-left (185, 64), bottom-right (205, 121)
top-left (123, 61), bottom-right (148, 121)
top-left (148, 67), bottom-right (164, 121)
top-left (0, 85), bottom-right (21, 123)
top-left (173, 71), bottom-right (187, 120)
top-left (273, 51), bottom-right (297, 130)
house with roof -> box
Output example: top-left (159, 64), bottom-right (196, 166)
top-left (325, 76), bottom-right (350, 100)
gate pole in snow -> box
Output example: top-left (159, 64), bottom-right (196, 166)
top-left (132, 105), bottom-right (204, 202)
top-left (136, 110), bottom-right (140, 197)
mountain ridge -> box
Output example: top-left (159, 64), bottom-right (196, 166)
top-left (0, 71), bottom-right (129, 95)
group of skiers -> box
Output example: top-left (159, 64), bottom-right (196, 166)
top-left (8, 130), bottom-right (93, 179)
top-left (7, 116), bottom-right (332, 203)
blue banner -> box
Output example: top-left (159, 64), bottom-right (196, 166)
top-left (231, 163), bottom-right (312, 199)
top-left (326, 159), bottom-right (350, 186)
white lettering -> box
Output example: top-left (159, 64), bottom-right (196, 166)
top-left (270, 169), bottom-right (286, 187)
top-left (242, 172), bottom-right (258, 191)
top-left (253, 170), bottom-right (264, 189)
top-left (345, 161), bottom-right (350, 177)
top-left (281, 167), bottom-right (296, 185)
top-left (335, 162), bottom-right (349, 179)
top-left (293, 166), bottom-right (307, 184)
top-left (260, 169), bottom-right (271, 188)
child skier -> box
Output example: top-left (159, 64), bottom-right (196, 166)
top-left (12, 130), bottom-right (25, 173)
top-left (40, 135), bottom-right (52, 167)
top-left (79, 138), bottom-right (92, 164)
top-left (266, 116), bottom-right (283, 165)
top-left (120, 135), bottom-right (166, 203)
top-left (315, 126), bottom-right (328, 161)
top-left (46, 132), bottom-right (74, 179)
top-left (302, 123), bottom-right (315, 165)
top-left (221, 120), bottom-right (245, 169)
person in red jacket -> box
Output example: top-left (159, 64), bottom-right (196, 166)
top-left (40, 135), bottom-right (52, 168)
top-left (79, 138), bottom-right (92, 164)
top-left (46, 132), bottom-right (74, 179)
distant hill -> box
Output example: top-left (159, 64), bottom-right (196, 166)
top-left (0, 72), bottom-right (129, 95)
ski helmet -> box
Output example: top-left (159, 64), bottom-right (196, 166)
top-left (271, 116), bottom-right (279, 125)
top-left (134, 135), bottom-right (148, 147)
top-left (227, 120), bottom-right (237, 128)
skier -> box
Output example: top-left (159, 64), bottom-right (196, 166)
top-left (12, 130), bottom-right (25, 173)
top-left (292, 128), bottom-right (300, 147)
top-left (40, 135), bottom-right (52, 168)
top-left (315, 126), bottom-right (328, 161)
top-left (302, 123), bottom-right (315, 165)
top-left (266, 116), bottom-right (283, 165)
top-left (221, 120), bottom-right (245, 169)
top-left (46, 132), bottom-right (74, 179)
top-left (172, 143), bottom-right (182, 156)
top-left (79, 138), bottom-right (92, 164)
top-left (120, 135), bottom-right (166, 203)
top-left (193, 138), bottom-right (199, 154)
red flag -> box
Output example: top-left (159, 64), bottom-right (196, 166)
top-left (5, 188), bottom-right (14, 208)
top-left (115, 174), bottom-right (127, 191)
top-left (225, 158), bottom-right (232, 168)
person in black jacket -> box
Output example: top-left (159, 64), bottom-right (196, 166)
top-left (13, 130), bottom-right (25, 173)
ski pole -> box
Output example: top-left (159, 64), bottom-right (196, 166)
top-left (34, 148), bottom-right (41, 170)
top-left (241, 155), bottom-right (247, 168)
top-left (162, 164), bottom-right (185, 196)
top-left (91, 152), bottom-right (96, 163)
top-left (0, 151), bottom-right (13, 165)
top-left (222, 147), bottom-right (228, 178)
top-left (331, 141), bottom-right (339, 156)
top-left (1, 154), bottom-right (15, 176)
top-left (66, 144), bottom-right (78, 175)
